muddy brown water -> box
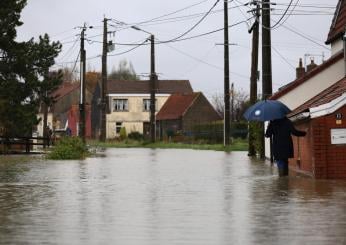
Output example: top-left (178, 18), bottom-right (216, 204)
top-left (0, 149), bottom-right (345, 244)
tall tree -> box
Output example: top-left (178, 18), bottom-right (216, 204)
top-left (0, 0), bottom-right (62, 137)
top-left (108, 59), bottom-right (139, 80)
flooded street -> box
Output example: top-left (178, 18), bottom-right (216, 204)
top-left (0, 148), bottom-right (345, 245)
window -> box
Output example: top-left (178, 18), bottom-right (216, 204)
top-left (116, 122), bottom-right (122, 134)
top-left (113, 99), bottom-right (128, 111)
top-left (143, 99), bottom-right (157, 111)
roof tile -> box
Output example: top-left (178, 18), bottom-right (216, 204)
top-left (326, 0), bottom-right (346, 44)
top-left (107, 80), bottom-right (193, 94)
top-left (156, 93), bottom-right (200, 120)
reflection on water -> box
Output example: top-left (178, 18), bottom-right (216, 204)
top-left (0, 149), bottom-right (345, 245)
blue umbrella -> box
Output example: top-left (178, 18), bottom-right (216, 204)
top-left (243, 100), bottom-right (291, 121)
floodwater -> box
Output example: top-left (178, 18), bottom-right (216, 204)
top-left (0, 149), bottom-right (345, 245)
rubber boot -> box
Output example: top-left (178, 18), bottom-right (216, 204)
top-left (283, 166), bottom-right (289, 176)
top-left (278, 168), bottom-right (285, 177)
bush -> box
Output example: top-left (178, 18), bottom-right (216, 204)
top-left (119, 127), bottom-right (127, 140)
top-left (128, 131), bottom-right (143, 140)
top-left (47, 137), bottom-right (89, 160)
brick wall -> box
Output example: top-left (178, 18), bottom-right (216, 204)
top-left (291, 106), bottom-right (346, 179)
top-left (324, 106), bottom-right (346, 178)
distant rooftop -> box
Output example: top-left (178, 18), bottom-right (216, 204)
top-left (107, 80), bottom-right (193, 94)
top-left (326, 0), bottom-right (346, 44)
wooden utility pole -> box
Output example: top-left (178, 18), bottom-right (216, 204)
top-left (224, 0), bottom-right (231, 146)
top-left (248, 2), bottom-right (260, 156)
top-left (79, 24), bottom-right (86, 143)
top-left (261, 0), bottom-right (273, 159)
top-left (262, 0), bottom-right (273, 99)
top-left (231, 83), bottom-right (234, 122)
top-left (100, 18), bottom-right (108, 142)
top-left (150, 34), bottom-right (157, 143)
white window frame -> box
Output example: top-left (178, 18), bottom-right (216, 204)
top-left (115, 122), bottom-right (122, 134)
top-left (143, 99), bottom-right (157, 112)
top-left (113, 99), bottom-right (128, 112)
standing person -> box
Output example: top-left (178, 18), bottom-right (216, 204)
top-left (265, 117), bottom-right (306, 177)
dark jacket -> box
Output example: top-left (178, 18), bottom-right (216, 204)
top-left (265, 117), bottom-right (306, 161)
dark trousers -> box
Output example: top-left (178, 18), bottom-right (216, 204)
top-left (276, 159), bottom-right (289, 177)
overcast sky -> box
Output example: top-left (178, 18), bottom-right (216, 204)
top-left (17, 0), bottom-right (338, 98)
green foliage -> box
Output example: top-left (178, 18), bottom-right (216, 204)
top-left (252, 122), bottom-right (264, 156)
top-left (47, 137), bottom-right (89, 160)
top-left (128, 131), bottom-right (143, 140)
top-left (192, 121), bottom-right (224, 143)
top-left (108, 59), bottom-right (139, 80)
top-left (0, 0), bottom-right (62, 137)
top-left (119, 127), bottom-right (127, 140)
top-left (230, 121), bottom-right (248, 139)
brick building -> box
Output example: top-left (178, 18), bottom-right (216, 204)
top-left (266, 0), bottom-right (346, 160)
top-left (156, 92), bottom-right (221, 139)
top-left (288, 78), bottom-right (346, 179)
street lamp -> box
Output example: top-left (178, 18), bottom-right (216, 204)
top-left (131, 26), bottom-right (157, 143)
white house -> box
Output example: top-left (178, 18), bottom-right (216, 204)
top-left (106, 79), bottom-right (193, 139)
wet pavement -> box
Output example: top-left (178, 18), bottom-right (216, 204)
top-left (0, 148), bottom-right (345, 244)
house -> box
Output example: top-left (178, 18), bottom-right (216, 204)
top-left (156, 92), bottom-right (222, 139)
top-left (36, 81), bottom-right (95, 138)
top-left (288, 78), bottom-right (346, 179)
top-left (106, 79), bottom-right (193, 138)
top-left (267, 0), bottom-right (346, 159)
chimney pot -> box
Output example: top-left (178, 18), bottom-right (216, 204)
top-left (296, 58), bottom-right (306, 79)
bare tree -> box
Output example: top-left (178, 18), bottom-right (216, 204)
top-left (211, 89), bottom-right (249, 121)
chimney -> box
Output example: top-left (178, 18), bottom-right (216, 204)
top-left (296, 58), bottom-right (305, 79)
top-left (306, 59), bottom-right (318, 72)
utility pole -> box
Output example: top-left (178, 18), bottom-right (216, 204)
top-left (231, 83), bottom-right (234, 122)
top-left (79, 24), bottom-right (86, 143)
top-left (150, 34), bottom-right (157, 143)
top-left (100, 18), bottom-right (108, 142)
top-left (224, 0), bottom-right (231, 146)
top-left (248, 1), bottom-right (260, 156)
top-left (261, 0), bottom-right (273, 159)
top-left (262, 0), bottom-right (273, 99)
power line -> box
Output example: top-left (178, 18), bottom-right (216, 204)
top-left (58, 38), bottom-right (79, 61)
top-left (157, 18), bottom-right (253, 44)
top-left (71, 51), bottom-right (81, 74)
top-left (146, 0), bottom-right (222, 44)
top-left (107, 39), bottom-right (148, 57)
top-left (272, 46), bottom-right (295, 69)
top-left (281, 23), bottom-right (330, 51)
top-left (270, 0), bottom-right (294, 29)
top-left (129, 0), bottom-right (211, 26)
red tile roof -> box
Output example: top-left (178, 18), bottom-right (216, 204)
top-left (289, 77), bottom-right (346, 117)
top-left (270, 51), bottom-right (344, 100)
top-left (326, 0), bottom-right (346, 44)
top-left (156, 93), bottom-right (200, 120)
top-left (107, 80), bottom-right (193, 94)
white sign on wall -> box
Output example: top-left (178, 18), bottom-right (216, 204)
top-left (331, 128), bottom-right (346, 144)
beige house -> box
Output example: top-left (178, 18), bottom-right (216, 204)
top-left (106, 80), bottom-right (193, 139)
top-left (266, 0), bottom-right (346, 159)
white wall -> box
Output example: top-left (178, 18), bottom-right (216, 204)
top-left (331, 39), bottom-right (343, 55)
top-left (106, 94), bottom-right (169, 139)
top-left (279, 58), bottom-right (344, 110)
